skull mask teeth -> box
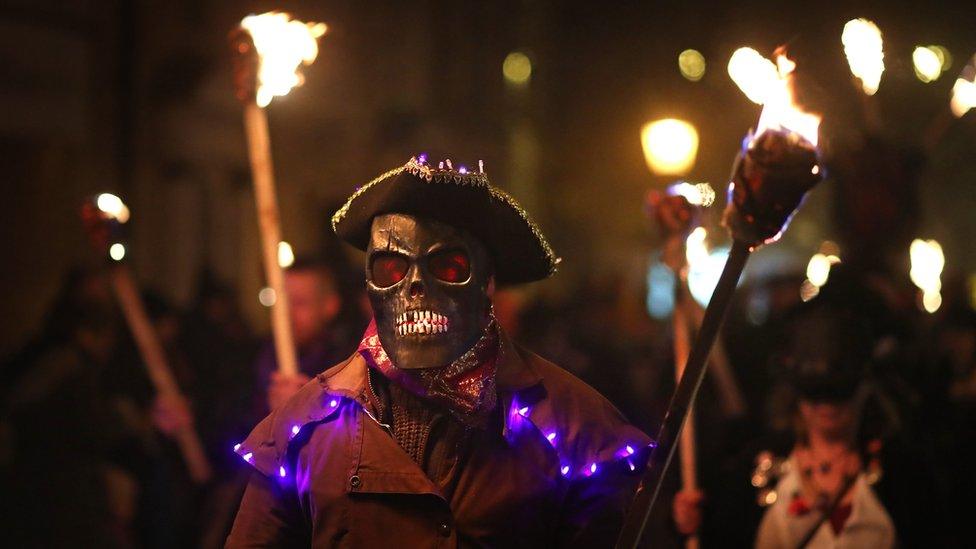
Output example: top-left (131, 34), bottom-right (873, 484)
top-left (395, 310), bottom-right (450, 335)
top-left (366, 213), bottom-right (492, 369)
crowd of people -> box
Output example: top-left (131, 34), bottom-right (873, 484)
top-left (2, 229), bottom-right (974, 547)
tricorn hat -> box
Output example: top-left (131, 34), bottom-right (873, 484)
top-left (332, 156), bottom-right (558, 285)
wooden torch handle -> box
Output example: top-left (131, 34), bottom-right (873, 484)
top-left (242, 101), bottom-right (299, 377)
top-left (109, 266), bottom-right (213, 483)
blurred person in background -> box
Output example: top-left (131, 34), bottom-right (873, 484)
top-left (671, 287), bottom-right (949, 547)
top-left (253, 256), bottom-right (359, 414)
top-left (0, 267), bottom-right (124, 547)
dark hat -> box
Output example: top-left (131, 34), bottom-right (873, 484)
top-left (331, 156), bottom-right (559, 285)
top-left (782, 298), bottom-right (872, 402)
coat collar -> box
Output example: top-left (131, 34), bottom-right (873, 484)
top-left (318, 331), bottom-right (542, 398)
top-left (316, 331), bottom-right (543, 437)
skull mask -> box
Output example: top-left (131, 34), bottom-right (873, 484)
top-left (366, 213), bottom-right (493, 369)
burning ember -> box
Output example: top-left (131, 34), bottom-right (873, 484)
top-left (240, 12), bottom-right (328, 107)
top-left (842, 18), bottom-right (885, 95)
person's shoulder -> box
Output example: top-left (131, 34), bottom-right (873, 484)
top-left (514, 345), bottom-right (652, 470)
top-left (520, 346), bottom-right (625, 416)
top-left (233, 354), bottom-right (359, 477)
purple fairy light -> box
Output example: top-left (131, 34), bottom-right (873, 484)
top-left (561, 465), bottom-right (571, 477)
top-left (279, 466), bottom-right (287, 478)
top-left (627, 459), bottom-right (636, 471)
top-left (625, 445), bottom-right (635, 455)
top-left (330, 399), bottom-right (338, 408)
top-left (243, 452), bottom-right (254, 463)
top-left (517, 406), bottom-right (530, 416)
top-left (588, 463), bottom-right (598, 476)
top-left (233, 443), bottom-right (241, 452)
top-left (546, 432), bottom-right (557, 444)
top-left (417, 154), bottom-right (428, 164)
top-left (291, 425), bottom-right (300, 437)
top-left (459, 166), bottom-right (468, 174)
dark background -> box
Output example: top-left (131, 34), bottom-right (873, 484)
top-left (2, 0), bottom-right (974, 354)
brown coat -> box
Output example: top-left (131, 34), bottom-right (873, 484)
top-left (226, 336), bottom-right (651, 547)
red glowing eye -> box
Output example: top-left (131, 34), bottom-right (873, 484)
top-left (370, 253), bottom-right (409, 287)
top-left (429, 249), bottom-right (470, 283)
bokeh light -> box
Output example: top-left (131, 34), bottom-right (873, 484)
top-left (258, 287), bottom-right (277, 307)
top-left (109, 243), bottom-right (126, 262)
top-left (913, 46), bottom-right (944, 83)
top-left (678, 49), bottom-right (706, 81)
top-left (278, 240), bottom-right (295, 268)
top-left (950, 54), bottom-right (976, 118)
top-left (686, 227), bottom-right (733, 306)
top-left (909, 239), bottom-right (945, 313)
top-left (640, 119), bottom-right (699, 176)
top-left (503, 51), bottom-right (532, 86)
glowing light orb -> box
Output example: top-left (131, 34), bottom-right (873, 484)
top-left (913, 46), bottom-right (944, 83)
top-left (109, 243), bottom-right (126, 261)
top-left (678, 49), bottom-right (706, 81)
top-left (685, 228), bottom-right (734, 307)
top-left (951, 55), bottom-right (976, 118)
top-left (503, 51), bottom-right (532, 86)
top-left (258, 287), bottom-right (277, 307)
top-left (640, 118), bottom-right (699, 176)
top-left (910, 239), bottom-right (944, 313)
top-left (278, 241), bottom-right (295, 268)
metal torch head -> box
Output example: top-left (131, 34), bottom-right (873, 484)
top-left (722, 130), bottom-right (823, 248)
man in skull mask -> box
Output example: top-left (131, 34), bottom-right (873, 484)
top-left (226, 156), bottom-right (651, 547)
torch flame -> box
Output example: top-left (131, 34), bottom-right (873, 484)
top-left (910, 239), bottom-right (944, 313)
top-left (240, 12), bottom-right (328, 108)
top-left (727, 47), bottom-right (779, 105)
top-left (96, 193), bottom-right (130, 223)
top-left (754, 54), bottom-right (821, 147)
top-left (950, 54), bottom-right (976, 118)
top-left (842, 18), bottom-right (885, 95)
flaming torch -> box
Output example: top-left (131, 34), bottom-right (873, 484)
top-left (81, 194), bottom-right (212, 484)
top-left (841, 18), bottom-right (885, 131)
top-left (618, 49), bottom-right (823, 548)
top-left (231, 12), bottom-right (327, 377)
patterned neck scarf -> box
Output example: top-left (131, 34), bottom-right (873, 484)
top-left (358, 315), bottom-right (501, 427)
